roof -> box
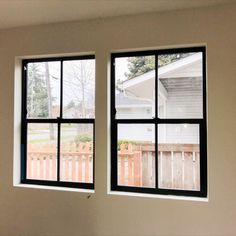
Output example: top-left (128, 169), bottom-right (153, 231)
top-left (122, 52), bottom-right (202, 90)
top-left (116, 53), bottom-right (203, 106)
top-left (116, 92), bottom-right (151, 108)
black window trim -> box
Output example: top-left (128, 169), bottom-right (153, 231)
top-left (110, 46), bottom-right (207, 198)
top-left (21, 55), bottom-right (95, 190)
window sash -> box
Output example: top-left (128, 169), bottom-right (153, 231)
top-left (110, 47), bottom-right (207, 197)
top-left (21, 55), bottom-right (95, 189)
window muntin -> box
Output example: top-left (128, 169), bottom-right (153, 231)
top-left (22, 56), bottom-right (95, 189)
top-left (111, 47), bottom-right (207, 197)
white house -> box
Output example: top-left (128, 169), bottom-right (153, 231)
top-left (116, 53), bottom-right (203, 144)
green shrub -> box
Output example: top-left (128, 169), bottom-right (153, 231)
top-left (117, 140), bottom-right (137, 150)
top-left (74, 133), bottom-right (92, 144)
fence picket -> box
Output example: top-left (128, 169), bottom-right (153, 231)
top-left (65, 143), bottom-right (70, 181)
top-left (181, 151), bottom-right (185, 189)
top-left (78, 143), bottom-right (83, 182)
top-left (184, 152), bottom-right (193, 189)
top-left (134, 145), bottom-right (142, 186)
top-left (51, 144), bottom-right (56, 180)
top-left (195, 152), bottom-right (200, 190)
top-left (142, 151), bottom-right (149, 186)
top-left (27, 144), bottom-right (32, 179)
top-left (39, 145), bottom-right (44, 179)
top-left (85, 143), bottom-right (90, 182)
top-left (45, 144), bottom-right (50, 180)
top-left (71, 143), bottom-right (77, 182)
top-left (33, 144), bottom-right (39, 179)
top-left (127, 144), bottom-right (133, 186)
top-left (119, 144), bottom-right (126, 185)
top-left (173, 151), bottom-right (182, 189)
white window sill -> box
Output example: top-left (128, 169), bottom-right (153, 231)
top-left (14, 183), bottom-right (95, 194)
top-left (107, 190), bottom-right (208, 202)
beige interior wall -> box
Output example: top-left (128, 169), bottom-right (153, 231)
top-left (0, 3), bottom-right (235, 236)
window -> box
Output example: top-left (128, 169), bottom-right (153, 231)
top-left (111, 47), bottom-right (207, 197)
top-left (21, 55), bottom-right (95, 189)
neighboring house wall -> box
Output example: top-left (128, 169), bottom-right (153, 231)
top-left (117, 106), bottom-right (154, 142)
top-left (118, 123), bottom-right (155, 143)
top-left (116, 106), bottom-right (152, 119)
top-left (158, 124), bottom-right (199, 144)
top-left (166, 89), bottom-right (202, 119)
top-left (118, 120), bottom-right (199, 145)
top-left (160, 76), bottom-right (203, 119)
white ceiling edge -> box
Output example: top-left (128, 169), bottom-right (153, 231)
top-left (0, 0), bottom-right (235, 30)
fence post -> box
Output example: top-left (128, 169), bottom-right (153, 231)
top-left (33, 144), bottom-right (39, 179)
top-left (119, 144), bottom-right (126, 185)
top-left (85, 143), bottom-right (90, 182)
top-left (51, 144), bottom-right (57, 180)
top-left (71, 143), bottom-right (77, 182)
top-left (128, 144), bottom-right (133, 186)
top-left (171, 151), bottom-right (174, 188)
top-left (27, 144), bottom-right (32, 179)
top-left (152, 151), bottom-right (155, 187)
top-left (39, 144), bottom-right (44, 179)
top-left (181, 151), bottom-right (185, 189)
top-left (142, 150), bottom-right (148, 187)
top-left (45, 144), bottom-right (50, 180)
top-left (134, 145), bottom-right (142, 186)
top-left (65, 143), bottom-right (70, 181)
top-left (78, 143), bottom-right (83, 182)
top-left (192, 151), bottom-right (196, 189)
top-left (195, 152), bottom-right (200, 190)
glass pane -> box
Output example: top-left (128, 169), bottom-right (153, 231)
top-left (60, 123), bottom-right (93, 183)
top-left (158, 52), bottom-right (203, 118)
top-left (158, 124), bottom-right (200, 191)
top-left (63, 59), bottom-right (95, 118)
top-left (27, 123), bottom-right (57, 180)
top-left (117, 124), bottom-right (155, 188)
top-left (27, 62), bottom-right (60, 118)
top-left (115, 56), bottom-right (155, 119)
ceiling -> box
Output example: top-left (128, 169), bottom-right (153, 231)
top-left (0, 0), bottom-right (235, 29)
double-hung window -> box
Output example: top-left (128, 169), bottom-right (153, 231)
top-left (21, 55), bottom-right (95, 189)
top-left (111, 47), bottom-right (207, 197)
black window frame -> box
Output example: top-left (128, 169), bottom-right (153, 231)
top-left (21, 55), bottom-right (95, 190)
top-left (110, 47), bottom-right (207, 197)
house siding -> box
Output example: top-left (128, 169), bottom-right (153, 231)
top-left (166, 89), bottom-right (203, 118)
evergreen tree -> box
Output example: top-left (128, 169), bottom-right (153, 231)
top-left (125, 56), bottom-right (155, 79)
top-left (27, 63), bottom-right (49, 117)
top-left (126, 53), bottom-right (191, 79)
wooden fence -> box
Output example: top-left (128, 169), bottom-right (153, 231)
top-left (27, 142), bottom-right (200, 190)
top-left (27, 142), bottom-right (93, 183)
top-left (118, 143), bottom-right (200, 190)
